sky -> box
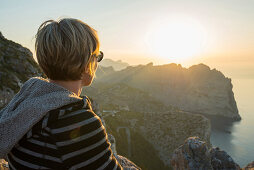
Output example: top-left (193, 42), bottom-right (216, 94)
top-left (1, 0), bottom-right (254, 79)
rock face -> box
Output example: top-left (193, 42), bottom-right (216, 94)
top-left (0, 31), bottom-right (45, 109)
top-left (95, 63), bottom-right (241, 120)
top-left (171, 137), bottom-right (241, 170)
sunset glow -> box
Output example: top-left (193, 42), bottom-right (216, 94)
top-left (146, 18), bottom-right (207, 63)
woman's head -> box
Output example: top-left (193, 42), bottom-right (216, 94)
top-left (35, 18), bottom-right (100, 83)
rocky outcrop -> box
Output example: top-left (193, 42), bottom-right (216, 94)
top-left (210, 147), bottom-right (241, 170)
top-left (0, 31), bottom-right (45, 109)
top-left (95, 63), bottom-right (241, 120)
top-left (171, 137), bottom-right (213, 170)
top-left (171, 137), bottom-right (241, 170)
top-left (116, 155), bottom-right (141, 170)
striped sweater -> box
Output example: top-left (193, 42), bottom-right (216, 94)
top-left (6, 96), bottom-right (122, 170)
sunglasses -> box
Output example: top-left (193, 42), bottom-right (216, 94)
top-left (93, 51), bottom-right (104, 62)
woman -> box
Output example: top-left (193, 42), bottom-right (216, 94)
top-left (0, 18), bottom-right (135, 169)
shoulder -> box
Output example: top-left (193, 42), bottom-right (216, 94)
top-left (34, 95), bottom-right (98, 130)
top-left (24, 95), bottom-right (101, 141)
top-left (56, 95), bottom-right (95, 118)
top-left (45, 95), bottom-right (103, 130)
top-left (48, 95), bottom-right (92, 118)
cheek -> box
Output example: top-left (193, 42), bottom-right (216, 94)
top-left (82, 72), bottom-right (94, 86)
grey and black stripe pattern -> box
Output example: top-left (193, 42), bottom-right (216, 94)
top-left (7, 96), bottom-right (122, 170)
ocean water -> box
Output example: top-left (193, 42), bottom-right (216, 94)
top-left (210, 78), bottom-right (254, 167)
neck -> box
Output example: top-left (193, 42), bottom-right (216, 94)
top-left (49, 79), bottom-right (83, 97)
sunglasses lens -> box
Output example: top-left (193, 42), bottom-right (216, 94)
top-left (97, 51), bottom-right (103, 62)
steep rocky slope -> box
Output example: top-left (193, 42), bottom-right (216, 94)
top-left (0, 32), bottom-right (45, 109)
top-left (95, 63), bottom-right (241, 120)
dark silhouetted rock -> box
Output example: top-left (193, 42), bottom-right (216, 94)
top-left (210, 147), bottom-right (241, 170)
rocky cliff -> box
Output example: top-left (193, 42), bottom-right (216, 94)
top-left (0, 31), bottom-right (45, 109)
top-left (95, 63), bottom-right (241, 120)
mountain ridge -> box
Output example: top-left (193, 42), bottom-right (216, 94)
top-left (95, 62), bottom-right (241, 120)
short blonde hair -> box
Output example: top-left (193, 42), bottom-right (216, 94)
top-left (35, 18), bottom-right (99, 81)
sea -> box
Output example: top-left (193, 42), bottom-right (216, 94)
top-left (210, 78), bottom-right (254, 167)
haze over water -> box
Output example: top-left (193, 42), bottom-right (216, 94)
top-left (210, 78), bottom-right (254, 167)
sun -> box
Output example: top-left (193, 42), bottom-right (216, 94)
top-left (145, 17), bottom-right (207, 63)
